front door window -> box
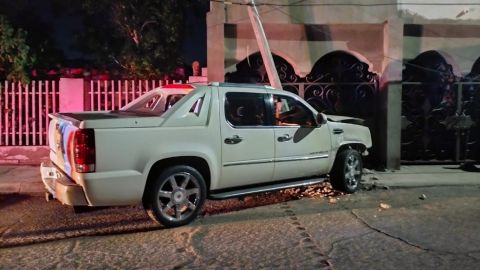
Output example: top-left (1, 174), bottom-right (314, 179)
top-left (274, 95), bottom-right (315, 127)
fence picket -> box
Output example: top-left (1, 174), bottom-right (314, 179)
top-left (96, 81), bottom-right (101, 111)
top-left (26, 83), bottom-right (30, 146)
top-left (12, 82), bottom-right (16, 145)
top-left (32, 81), bottom-right (37, 145)
top-left (19, 82), bottom-right (23, 146)
top-left (110, 80), bottom-right (115, 110)
top-left (5, 83), bottom-right (8, 145)
top-left (0, 82), bottom-right (3, 146)
top-left (45, 81), bottom-right (50, 139)
top-left (90, 80), bottom-right (94, 111)
top-left (39, 81), bottom-right (43, 145)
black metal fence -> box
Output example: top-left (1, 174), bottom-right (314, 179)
top-left (401, 82), bottom-right (480, 163)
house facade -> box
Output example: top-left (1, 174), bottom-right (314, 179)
top-left (207, 0), bottom-right (480, 169)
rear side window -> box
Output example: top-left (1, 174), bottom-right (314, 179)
top-left (189, 95), bottom-right (204, 115)
top-left (225, 92), bottom-right (267, 127)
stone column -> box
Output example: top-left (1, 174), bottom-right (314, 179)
top-left (59, 78), bottom-right (88, 112)
top-left (207, 2), bottom-right (225, 82)
top-left (379, 18), bottom-right (404, 170)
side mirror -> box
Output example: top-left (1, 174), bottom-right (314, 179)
top-left (316, 113), bottom-right (327, 126)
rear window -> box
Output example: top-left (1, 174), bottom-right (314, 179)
top-left (121, 91), bottom-right (186, 115)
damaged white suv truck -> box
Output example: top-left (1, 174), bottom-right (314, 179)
top-left (41, 83), bottom-right (372, 227)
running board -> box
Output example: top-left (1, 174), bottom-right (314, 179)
top-left (209, 177), bottom-right (327, 199)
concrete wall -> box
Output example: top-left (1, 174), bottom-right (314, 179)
top-left (225, 0), bottom-right (398, 24)
top-left (403, 23), bottom-right (480, 75)
top-left (224, 23), bottom-right (384, 77)
top-left (206, 0), bottom-right (480, 169)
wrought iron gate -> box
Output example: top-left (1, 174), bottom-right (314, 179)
top-left (225, 51), bottom-right (379, 120)
top-left (401, 51), bottom-right (480, 163)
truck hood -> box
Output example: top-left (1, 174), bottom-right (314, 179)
top-left (50, 111), bottom-right (164, 129)
top-left (325, 114), bottom-right (366, 125)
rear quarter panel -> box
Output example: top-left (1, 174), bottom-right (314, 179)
top-left (79, 87), bottom-right (222, 205)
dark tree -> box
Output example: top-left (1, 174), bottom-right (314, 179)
top-left (0, 0), bottom-right (65, 70)
top-left (0, 16), bottom-right (35, 82)
top-left (73, 0), bottom-right (206, 78)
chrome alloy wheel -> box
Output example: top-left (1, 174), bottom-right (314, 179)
top-left (155, 172), bottom-right (201, 222)
top-left (344, 153), bottom-right (361, 190)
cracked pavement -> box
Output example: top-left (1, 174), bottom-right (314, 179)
top-left (1, 186), bottom-right (480, 269)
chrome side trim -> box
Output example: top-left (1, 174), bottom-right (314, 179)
top-left (274, 154), bottom-right (329, 163)
top-left (223, 154), bottom-right (329, 167)
top-left (223, 159), bottom-right (274, 167)
top-left (209, 177), bottom-right (327, 199)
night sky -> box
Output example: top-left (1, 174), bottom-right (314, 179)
top-left (1, 0), bottom-right (207, 67)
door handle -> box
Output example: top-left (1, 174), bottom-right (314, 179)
top-left (333, 128), bottom-right (344, 134)
top-left (277, 134), bottom-right (292, 142)
top-left (225, 135), bottom-right (243, 144)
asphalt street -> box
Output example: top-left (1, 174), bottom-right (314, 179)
top-left (1, 185), bottom-right (480, 269)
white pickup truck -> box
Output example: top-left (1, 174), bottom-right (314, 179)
top-left (41, 83), bottom-right (372, 227)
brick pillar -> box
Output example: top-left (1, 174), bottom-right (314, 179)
top-left (378, 18), bottom-right (404, 170)
top-left (59, 78), bottom-right (88, 112)
top-left (207, 2), bottom-right (225, 82)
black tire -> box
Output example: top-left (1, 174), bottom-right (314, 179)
top-left (145, 165), bottom-right (206, 227)
top-left (330, 149), bottom-right (363, 193)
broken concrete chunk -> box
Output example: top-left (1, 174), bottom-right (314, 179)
top-left (379, 203), bottom-right (391, 209)
top-left (419, 194), bottom-right (427, 200)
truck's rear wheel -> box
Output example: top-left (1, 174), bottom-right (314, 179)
top-left (145, 165), bottom-right (206, 227)
top-left (330, 149), bottom-right (363, 193)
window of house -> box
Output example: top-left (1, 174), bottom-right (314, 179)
top-left (225, 92), bottom-right (267, 127)
top-left (273, 94), bottom-right (315, 127)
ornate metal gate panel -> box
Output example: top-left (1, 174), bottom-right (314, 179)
top-left (461, 58), bottom-right (480, 161)
top-left (402, 51), bottom-right (479, 162)
top-left (224, 52), bottom-right (300, 94)
top-left (304, 51), bottom-right (378, 119)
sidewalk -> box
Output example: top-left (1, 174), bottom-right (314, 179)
top-left (0, 165), bottom-right (44, 194)
top-left (365, 164), bottom-right (480, 188)
top-left (0, 164), bottom-right (479, 194)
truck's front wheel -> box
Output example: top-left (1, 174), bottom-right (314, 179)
top-left (330, 149), bottom-right (363, 193)
top-left (145, 165), bottom-right (206, 227)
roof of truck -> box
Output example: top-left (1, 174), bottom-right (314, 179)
top-left (209, 82), bottom-right (276, 90)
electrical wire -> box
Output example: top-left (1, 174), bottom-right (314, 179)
top-left (212, 0), bottom-right (480, 7)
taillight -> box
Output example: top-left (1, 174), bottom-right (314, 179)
top-left (73, 129), bottom-right (95, 173)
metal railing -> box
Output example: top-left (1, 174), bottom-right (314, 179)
top-left (401, 81), bottom-right (480, 163)
top-left (0, 81), bottom-right (58, 146)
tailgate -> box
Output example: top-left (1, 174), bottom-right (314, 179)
top-left (48, 115), bottom-right (80, 178)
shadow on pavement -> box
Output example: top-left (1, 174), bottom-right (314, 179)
top-left (0, 183), bottom-right (343, 248)
top-left (0, 194), bottom-right (31, 210)
top-left (443, 163), bottom-right (480, 172)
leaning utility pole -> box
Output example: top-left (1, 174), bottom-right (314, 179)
top-left (243, 0), bottom-right (283, 89)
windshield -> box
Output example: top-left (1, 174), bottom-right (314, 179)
top-left (120, 89), bottom-right (188, 116)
